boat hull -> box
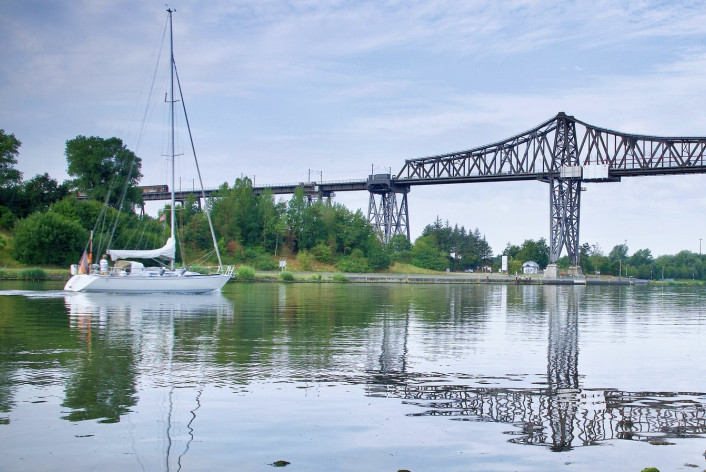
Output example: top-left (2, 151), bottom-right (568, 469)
top-left (64, 272), bottom-right (230, 293)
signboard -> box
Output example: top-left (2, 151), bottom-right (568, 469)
top-left (501, 255), bottom-right (508, 272)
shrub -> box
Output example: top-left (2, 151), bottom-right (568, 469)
top-left (336, 254), bottom-right (368, 273)
top-left (311, 242), bottom-right (332, 263)
top-left (366, 243), bottom-right (391, 270)
top-left (332, 273), bottom-right (348, 282)
top-left (236, 265), bottom-right (256, 280)
top-left (296, 250), bottom-right (313, 271)
top-left (18, 268), bottom-right (47, 280)
top-left (310, 273), bottom-right (322, 280)
top-left (279, 271), bottom-right (294, 282)
top-left (13, 212), bottom-right (88, 266)
top-left (0, 206), bottom-right (17, 230)
top-left (253, 254), bottom-right (278, 270)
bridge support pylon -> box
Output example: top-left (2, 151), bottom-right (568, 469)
top-left (547, 113), bottom-right (583, 277)
top-left (366, 174), bottom-right (410, 244)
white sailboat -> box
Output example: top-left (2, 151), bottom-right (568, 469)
top-left (65, 9), bottom-right (232, 294)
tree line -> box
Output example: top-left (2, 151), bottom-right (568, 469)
top-left (1, 129), bottom-right (705, 279)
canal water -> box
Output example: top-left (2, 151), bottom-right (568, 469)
top-left (0, 281), bottom-right (704, 472)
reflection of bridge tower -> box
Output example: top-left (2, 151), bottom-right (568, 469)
top-left (365, 308), bottom-right (410, 394)
top-left (545, 285), bottom-right (580, 451)
top-left (364, 285), bottom-right (706, 449)
top-left (366, 174), bottom-right (410, 244)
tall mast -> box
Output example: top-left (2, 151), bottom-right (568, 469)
top-left (168, 8), bottom-right (176, 270)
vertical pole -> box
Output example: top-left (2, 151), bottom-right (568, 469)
top-left (168, 8), bottom-right (176, 270)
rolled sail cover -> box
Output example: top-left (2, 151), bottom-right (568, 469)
top-left (107, 237), bottom-right (176, 261)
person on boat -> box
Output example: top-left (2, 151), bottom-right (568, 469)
top-left (100, 254), bottom-right (109, 275)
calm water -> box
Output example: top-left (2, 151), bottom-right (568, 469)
top-left (0, 281), bottom-right (704, 472)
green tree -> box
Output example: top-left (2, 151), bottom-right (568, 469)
top-left (285, 186), bottom-right (308, 250)
top-left (65, 136), bottom-right (143, 210)
top-left (411, 235), bottom-right (449, 271)
top-left (182, 212), bottom-right (212, 250)
top-left (608, 243), bottom-right (629, 261)
top-left (18, 173), bottom-right (69, 218)
top-left (0, 130), bottom-right (22, 188)
top-left (13, 212), bottom-right (88, 266)
top-left (629, 248), bottom-right (653, 267)
top-left (388, 234), bottom-right (412, 263)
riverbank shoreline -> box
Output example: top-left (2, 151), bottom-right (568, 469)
top-left (0, 267), bottom-right (673, 285)
top-left (262, 271), bottom-right (651, 285)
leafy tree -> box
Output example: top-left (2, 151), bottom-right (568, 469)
top-left (311, 241), bottom-right (332, 263)
top-left (608, 244), bottom-right (629, 261)
top-left (411, 235), bottom-right (449, 271)
top-left (13, 212), bottom-right (88, 265)
top-left (0, 205), bottom-right (17, 230)
top-left (629, 248), bottom-right (653, 267)
top-left (285, 186), bottom-right (308, 250)
top-left (421, 218), bottom-right (493, 271)
top-left (65, 136), bottom-right (143, 210)
top-left (259, 188), bottom-right (286, 252)
top-left (0, 130), bottom-right (22, 188)
top-left (365, 236), bottom-right (391, 271)
top-left (336, 248), bottom-right (369, 272)
top-left (18, 174), bottom-right (69, 218)
top-left (182, 212), bottom-right (212, 250)
top-left (388, 234), bottom-right (412, 263)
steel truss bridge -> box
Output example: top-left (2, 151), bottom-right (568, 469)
top-left (141, 112), bottom-right (706, 269)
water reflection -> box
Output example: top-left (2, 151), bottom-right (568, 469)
top-left (62, 292), bottom-right (234, 424)
top-left (1, 283), bottom-right (704, 466)
top-left (364, 285), bottom-right (706, 450)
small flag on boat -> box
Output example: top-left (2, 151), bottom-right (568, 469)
top-left (77, 251), bottom-right (89, 275)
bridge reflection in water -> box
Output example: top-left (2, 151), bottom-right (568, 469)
top-left (365, 286), bottom-right (706, 451)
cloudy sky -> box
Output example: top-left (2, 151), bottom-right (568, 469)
top-left (3, 0), bottom-right (706, 257)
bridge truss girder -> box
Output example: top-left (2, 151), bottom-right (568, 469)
top-left (396, 112), bottom-right (706, 266)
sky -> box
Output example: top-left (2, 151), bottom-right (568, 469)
top-left (3, 0), bottom-right (706, 257)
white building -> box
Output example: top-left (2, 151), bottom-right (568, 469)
top-left (522, 261), bottom-right (540, 275)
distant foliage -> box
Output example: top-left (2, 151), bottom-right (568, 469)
top-left (416, 218), bottom-right (493, 271)
top-left (279, 271), bottom-right (294, 282)
top-left (503, 238), bottom-right (550, 269)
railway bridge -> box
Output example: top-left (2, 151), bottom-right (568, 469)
top-left (141, 112), bottom-right (706, 275)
